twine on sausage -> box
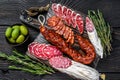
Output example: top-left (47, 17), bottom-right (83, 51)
top-left (38, 15), bottom-right (45, 26)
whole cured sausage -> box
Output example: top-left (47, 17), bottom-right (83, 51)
top-left (40, 26), bottom-right (96, 64)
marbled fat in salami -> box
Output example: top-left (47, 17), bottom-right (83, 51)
top-left (28, 42), bottom-right (39, 54)
top-left (43, 45), bottom-right (62, 59)
top-left (49, 56), bottom-right (72, 68)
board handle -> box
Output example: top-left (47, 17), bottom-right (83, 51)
top-left (20, 10), bottom-right (40, 31)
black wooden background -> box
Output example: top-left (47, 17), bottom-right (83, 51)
top-left (0, 0), bottom-right (120, 80)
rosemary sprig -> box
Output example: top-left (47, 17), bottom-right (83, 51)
top-left (0, 51), bottom-right (55, 75)
top-left (12, 50), bottom-right (54, 73)
top-left (9, 65), bottom-right (49, 75)
top-left (88, 10), bottom-right (112, 56)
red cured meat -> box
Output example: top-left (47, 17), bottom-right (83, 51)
top-left (51, 3), bottom-right (84, 34)
top-left (76, 14), bottom-right (84, 34)
top-left (71, 11), bottom-right (77, 28)
top-left (86, 17), bottom-right (94, 32)
top-left (66, 9), bottom-right (72, 26)
top-left (49, 56), bottom-right (71, 68)
top-left (57, 4), bottom-right (62, 17)
top-left (52, 3), bottom-right (59, 16)
top-left (28, 42), bottom-right (39, 54)
top-left (28, 42), bottom-right (62, 60)
top-left (47, 16), bottom-right (60, 27)
top-left (62, 6), bottom-right (69, 24)
top-left (32, 44), bottom-right (40, 56)
top-left (36, 45), bottom-right (46, 60)
top-left (35, 44), bottom-right (48, 60)
top-left (55, 19), bottom-right (64, 31)
top-left (43, 45), bottom-right (62, 59)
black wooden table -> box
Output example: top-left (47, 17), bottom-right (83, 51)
top-left (0, 0), bottom-right (120, 80)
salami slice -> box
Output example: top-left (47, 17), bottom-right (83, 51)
top-left (71, 11), bottom-right (77, 28)
top-left (28, 42), bottom-right (39, 54)
top-left (76, 14), bottom-right (84, 34)
top-left (57, 4), bottom-right (62, 17)
top-left (35, 44), bottom-right (48, 60)
top-left (52, 3), bottom-right (58, 16)
top-left (86, 17), bottom-right (94, 32)
top-left (49, 56), bottom-right (71, 68)
top-left (43, 45), bottom-right (62, 59)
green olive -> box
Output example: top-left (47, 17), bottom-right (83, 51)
top-left (8, 37), bottom-right (16, 43)
top-left (5, 27), bottom-right (12, 38)
top-left (16, 34), bottom-right (25, 43)
top-left (20, 25), bottom-right (28, 36)
top-left (11, 28), bottom-right (20, 39)
top-left (12, 25), bottom-right (20, 29)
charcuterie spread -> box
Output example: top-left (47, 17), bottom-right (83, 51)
top-left (25, 2), bottom-right (112, 80)
top-left (0, 1), bottom-right (112, 80)
top-left (25, 2), bottom-right (107, 79)
top-left (27, 34), bottom-right (100, 80)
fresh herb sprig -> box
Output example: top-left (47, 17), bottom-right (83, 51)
top-left (0, 50), bottom-right (55, 75)
top-left (88, 10), bottom-right (112, 56)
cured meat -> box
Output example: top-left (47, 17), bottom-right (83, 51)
top-left (47, 16), bottom-right (75, 44)
top-left (71, 11), bottom-right (77, 28)
top-left (28, 42), bottom-right (39, 54)
top-left (51, 3), bottom-right (84, 34)
top-left (47, 16), bottom-right (60, 27)
top-left (49, 56), bottom-right (71, 68)
top-left (28, 42), bottom-right (62, 60)
top-left (40, 26), bottom-right (96, 64)
top-left (86, 17), bottom-right (94, 32)
top-left (76, 14), bottom-right (84, 34)
top-left (51, 3), bottom-right (103, 58)
top-left (57, 4), bottom-right (63, 17)
top-left (86, 17), bottom-right (103, 58)
top-left (62, 6), bottom-right (67, 20)
top-left (51, 3), bottom-right (58, 16)
top-left (43, 45), bottom-right (62, 59)
top-left (27, 33), bottom-right (100, 80)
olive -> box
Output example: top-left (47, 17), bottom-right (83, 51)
top-left (12, 25), bottom-right (20, 29)
top-left (8, 37), bottom-right (16, 43)
top-left (16, 34), bottom-right (25, 43)
top-left (20, 25), bottom-right (28, 36)
top-left (5, 27), bottom-right (12, 38)
top-left (11, 28), bottom-right (20, 39)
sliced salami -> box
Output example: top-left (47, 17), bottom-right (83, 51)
top-left (86, 17), bottom-right (94, 32)
top-left (71, 11), bottom-right (77, 28)
top-left (34, 44), bottom-right (47, 60)
top-left (43, 45), bottom-right (62, 59)
top-left (76, 14), bottom-right (84, 34)
top-left (49, 56), bottom-right (71, 68)
top-left (57, 4), bottom-right (62, 17)
top-left (32, 44), bottom-right (40, 56)
top-left (28, 42), bottom-right (62, 60)
top-left (28, 42), bottom-right (39, 54)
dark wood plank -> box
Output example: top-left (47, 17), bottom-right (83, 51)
top-left (0, 0), bottom-right (120, 27)
top-left (100, 72), bottom-right (120, 80)
top-left (0, 0), bottom-right (120, 80)
top-left (0, 70), bottom-right (75, 80)
top-left (96, 27), bottom-right (120, 72)
top-left (0, 0), bottom-right (50, 25)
